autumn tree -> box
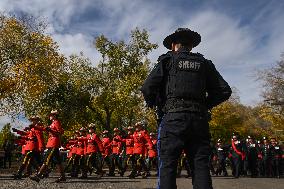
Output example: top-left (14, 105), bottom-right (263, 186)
top-left (89, 28), bottom-right (158, 131)
top-left (257, 53), bottom-right (284, 140)
top-left (0, 14), bottom-right (159, 136)
top-left (0, 14), bottom-right (65, 118)
top-left (0, 123), bottom-right (16, 147)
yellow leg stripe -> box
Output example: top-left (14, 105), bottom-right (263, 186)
top-left (23, 151), bottom-right (32, 165)
top-left (45, 149), bottom-right (55, 166)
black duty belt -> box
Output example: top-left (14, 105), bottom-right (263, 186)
top-left (163, 98), bottom-right (207, 113)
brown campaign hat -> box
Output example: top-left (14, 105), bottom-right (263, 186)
top-left (163, 28), bottom-right (201, 50)
top-left (50, 110), bottom-right (59, 116)
top-left (28, 115), bottom-right (40, 121)
top-left (113, 127), bottom-right (120, 132)
top-left (102, 130), bottom-right (109, 134)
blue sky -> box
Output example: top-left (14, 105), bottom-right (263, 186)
top-left (1, 0), bottom-right (284, 127)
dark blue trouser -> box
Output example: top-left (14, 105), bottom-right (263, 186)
top-left (157, 112), bottom-right (213, 189)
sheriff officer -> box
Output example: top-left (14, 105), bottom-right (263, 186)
top-left (141, 28), bottom-right (231, 189)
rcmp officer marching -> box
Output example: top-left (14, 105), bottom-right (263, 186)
top-left (141, 28), bottom-right (232, 189)
top-left (101, 130), bottom-right (113, 176)
top-left (85, 123), bottom-right (104, 176)
top-left (30, 110), bottom-right (66, 182)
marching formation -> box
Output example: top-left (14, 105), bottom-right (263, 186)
top-left (11, 111), bottom-right (283, 183)
top-left (11, 110), bottom-right (158, 182)
top-left (210, 135), bottom-right (284, 178)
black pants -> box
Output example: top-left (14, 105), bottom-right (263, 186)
top-left (232, 156), bottom-right (241, 178)
top-left (74, 155), bottom-right (87, 177)
top-left (271, 158), bottom-right (280, 177)
top-left (102, 155), bottom-right (113, 174)
top-left (43, 148), bottom-right (62, 166)
top-left (17, 151), bottom-right (39, 175)
top-left (86, 152), bottom-right (103, 173)
top-left (122, 154), bottom-right (135, 173)
top-left (158, 112), bottom-right (213, 189)
top-left (248, 157), bottom-right (257, 176)
top-left (216, 157), bottom-right (227, 176)
top-left (130, 154), bottom-right (148, 176)
top-left (109, 154), bottom-right (123, 174)
top-left (177, 155), bottom-right (191, 177)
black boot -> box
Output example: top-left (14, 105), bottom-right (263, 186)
top-left (13, 164), bottom-right (26, 180)
top-left (30, 174), bottom-right (41, 182)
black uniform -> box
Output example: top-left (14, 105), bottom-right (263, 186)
top-left (141, 47), bottom-right (231, 189)
top-left (269, 145), bottom-right (282, 178)
top-left (215, 144), bottom-right (228, 176)
top-left (246, 142), bottom-right (258, 177)
top-left (260, 144), bottom-right (271, 177)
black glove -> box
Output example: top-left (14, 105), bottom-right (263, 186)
top-left (12, 128), bottom-right (18, 132)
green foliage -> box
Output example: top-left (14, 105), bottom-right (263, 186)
top-left (89, 28), bottom-right (158, 131)
top-left (0, 14), bottom-right (158, 138)
top-left (0, 123), bottom-right (16, 147)
top-left (1, 13), bottom-right (282, 142)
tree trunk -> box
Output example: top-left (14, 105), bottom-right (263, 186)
top-left (105, 108), bottom-right (112, 131)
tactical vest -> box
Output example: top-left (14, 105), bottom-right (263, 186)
top-left (163, 50), bottom-right (207, 112)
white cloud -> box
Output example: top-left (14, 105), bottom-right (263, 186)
top-left (0, 115), bottom-right (29, 130)
top-left (52, 33), bottom-right (101, 64)
top-left (1, 0), bottom-right (284, 106)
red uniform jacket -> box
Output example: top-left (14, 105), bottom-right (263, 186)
top-left (15, 139), bottom-right (26, 155)
top-left (133, 130), bottom-right (153, 155)
top-left (86, 133), bottom-right (103, 154)
top-left (112, 135), bottom-right (123, 155)
top-left (76, 136), bottom-right (87, 155)
top-left (65, 139), bottom-right (77, 158)
top-left (16, 128), bottom-right (38, 151)
top-left (102, 137), bottom-right (112, 156)
top-left (124, 135), bottom-right (134, 155)
top-left (34, 124), bottom-right (45, 152)
top-left (117, 135), bottom-right (134, 155)
top-left (46, 119), bottom-right (64, 148)
top-left (148, 139), bottom-right (157, 158)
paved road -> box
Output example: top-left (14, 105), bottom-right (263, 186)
top-left (0, 173), bottom-right (283, 189)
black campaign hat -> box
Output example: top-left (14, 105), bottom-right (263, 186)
top-left (163, 28), bottom-right (201, 50)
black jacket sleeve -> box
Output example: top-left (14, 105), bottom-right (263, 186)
top-left (141, 60), bottom-right (166, 108)
top-left (205, 60), bottom-right (232, 109)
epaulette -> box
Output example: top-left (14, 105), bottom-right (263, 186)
top-left (194, 52), bottom-right (204, 57)
top-left (157, 51), bottom-right (172, 62)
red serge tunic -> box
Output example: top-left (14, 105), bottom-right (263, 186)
top-left (112, 135), bottom-right (123, 155)
top-left (116, 134), bottom-right (134, 155)
top-left (102, 137), bottom-right (112, 157)
top-left (86, 133), bottom-right (103, 154)
top-left (125, 136), bottom-right (134, 155)
top-left (46, 119), bottom-right (64, 148)
top-left (16, 128), bottom-right (38, 152)
top-left (133, 130), bottom-right (153, 155)
top-left (76, 136), bottom-right (87, 156)
top-left (148, 139), bottom-right (157, 158)
top-left (34, 124), bottom-right (45, 152)
top-left (15, 139), bottom-right (27, 155)
top-left (65, 139), bottom-right (76, 158)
